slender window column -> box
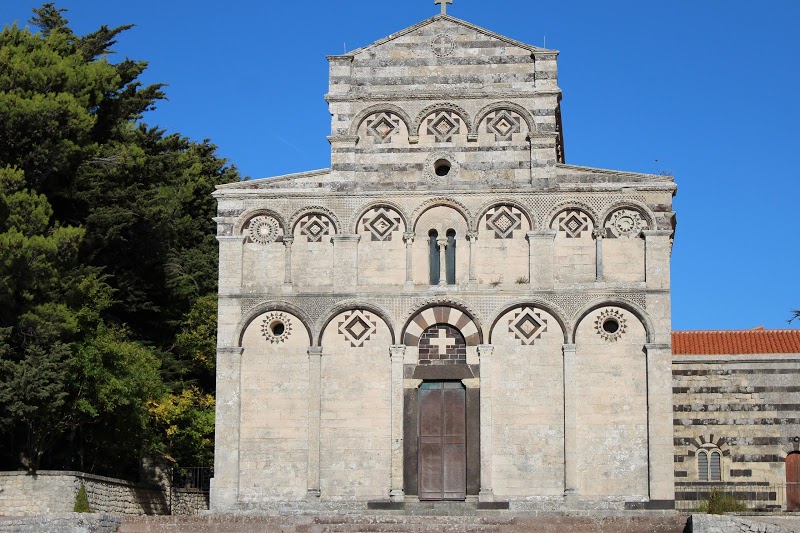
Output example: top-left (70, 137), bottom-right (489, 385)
top-left (562, 343), bottom-right (578, 500)
top-left (306, 346), bottom-right (322, 500)
top-left (403, 232), bottom-right (415, 286)
top-left (592, 228), bottom-right (605, 282)
top-left (282, 236), bottom-right (294, 286)
top-left (436, 237), bottom-right (448, 286)
top-left (389, 345), bottom-right (406, 501)
top-left (478, 344), bottom-right (495, 502)
top-left (467, 231), bottom-right (478, 284)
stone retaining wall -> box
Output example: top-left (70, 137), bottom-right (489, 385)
top-left (691, 513), bottom-right (800, 533)
top-left (0, 471), bottom-right (169, 516)
top-left (0, 512), bottom-right (121, 533)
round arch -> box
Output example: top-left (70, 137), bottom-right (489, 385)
top-left (402, 303), bottom-right (483, 346)
top-left (473, 101), bottom-right (536, 136)
top-left (348, 104), bottom-right (414, 138)
top-left (288, 205), bottom-right (342, 235)
top-left (349, 200), bottom-right (410, 235)
top-left (546, 201), bottom-right (600, 230)
top-left (413, 102), bottom-right (473, 136)
top-left (570, 299), bottom-right (655, 344)
top-left (599, 199), bottom-right (657, 229)
top-left (410, 197), bottom-right (472, 232)
top-left (487, 300), bottom-right (569, 344)
top-left (316, 300), bottom-right (396, 346)
top-left (473, 199), bottom-right (535, 233)
top-left (234, 208), bottom-right (288, 236)
top-left (233, 301), bottom-right (315, 348)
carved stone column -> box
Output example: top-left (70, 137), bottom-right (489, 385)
top-left (526, 230), bottom-right (556, 289)
top-left (562, 343), bottom-right (578, 501)
top-left (306, 346), bottom-right (322, 500)
top-left (592, 228), bottom-right (605, 282)
top-left (282, 236), bottom-right (294, 286)
top-left (436, 237), bottom-right (448, 286)
top-left (403, 232), bottom-right (415, 287)
top-left (478, 344), bottom-right (494, 502)
top-left (467, 231), bottom-right (478, 284)
top-left (389, 345), bottom-right (406, 501)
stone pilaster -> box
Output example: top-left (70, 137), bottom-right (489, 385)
top-left (643, 229), bottom-right (672, 290)
top-left (331, 234), bottom-right (360, 290)
top-left (389, 345), bottom-right (406, 501)
top-left (644, 343), bottom-right (676, 503)
top-left (306, 347), bottom-right (323, 500)
top-left (562, 343), bottom-right (578, 500)
top-left (210, 347), bottom-right (243, 511)
top-left (216, 236), bottom-right (246, 296)
top-left (478, 344), bottom-right (494, 502)
top-left (592, 228), bottom-right (605, 283)
top-left (526, 230), bottom-right (556, 289)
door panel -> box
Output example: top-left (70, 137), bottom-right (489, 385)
top-left (418, 382), bottom-right (466, 500)
top-left (788, 452), bottom-right (800, 511)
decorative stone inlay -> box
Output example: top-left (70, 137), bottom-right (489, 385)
top-left (361, 207), bottom-right (402, 241)
top-left (485, 205), bottom-right (523, 239)
top-left (557, 210), bottom-right (591, 238)
top-left (338, 310), bottom-right (378, 347)
top-left (594, 309), bottom-right (627, 342)
top-left (418, 324), bottom-right (466, 365)
top-left (431, 34), bottom-right (455, 57)
top-left (426, 111), bottom-right (461, 142)
top-left (298, 214), bottom-right (332, 242)
top-left (486, 110), bottom-right (521, 141)
top-left (365, 112), bottom-right (401, 143)
top-left (247, 215), bottom-right (281, 244)
top-left (606, 208), bottom-right (647, 239)
top-left (261, 312), bottom-right (292, 344)
top-left (508, 307), bottom-right (547, 345)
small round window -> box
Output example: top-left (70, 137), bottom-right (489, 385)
top-left (261, 312), bottom-right (292, 344)
top-left (602, 318), bottom-right (620, 335)
top-left (434, 159), bottom-right (451, 177)
top-left (594, 309), bottom-right (626, 342)
top-left (270, 320), bottom-right (285, 336)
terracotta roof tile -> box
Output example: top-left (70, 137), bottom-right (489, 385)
top-left (671, 329), bottom-right (800, 355)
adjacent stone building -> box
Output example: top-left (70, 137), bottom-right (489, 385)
top-left (209, 11), bottom-right (798, 513)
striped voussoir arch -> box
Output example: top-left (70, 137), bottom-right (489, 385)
top-left (403, 306), bottom-right (481, 346)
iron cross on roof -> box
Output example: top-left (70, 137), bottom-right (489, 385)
top-left (435, 0), bottom-right (453, 15)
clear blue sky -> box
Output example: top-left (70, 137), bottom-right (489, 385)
top-left (3, 1), bottom-right (798, 331)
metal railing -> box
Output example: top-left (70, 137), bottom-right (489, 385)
top-left (675, 482), bottom-right (800, 512)
top-left (169, 466), bottom-right (213, 515)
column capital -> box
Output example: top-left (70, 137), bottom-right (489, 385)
top-left (562, 343), bottom-right (577, 355)
top-left (642, 229), bottom-right (673, 239)
top-left (436, 237), bottom-right (448, 249)
top-left (526, 230), bottom-right (557, 241)
top-left (216, 235), bottom-right (247, 244)
top-left (389, 345), bottom-right (406, 360)
top-left (644, 342), bottom-right (671, 352)
top-left (307, 346), bottom-right (323, 356)
top-left (403, 232), bottom-right (415, 244)
top-left (330, 234), bottom-right (361, 243)
top-left (466, 231), bottom-right (478, 242)
top-left (477, 344), bottom-right (494, 358)
top-left (592, 228), bottom-right (606, 240)
top-left (282, 235), bottom-right (295, 246)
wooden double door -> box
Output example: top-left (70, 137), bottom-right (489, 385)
top-left (418, 381), bottom-right (466, 500)
top-left (789, 452), bottom-right (800, 511)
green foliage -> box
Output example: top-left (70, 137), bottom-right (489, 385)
top-left (73, 483), bottom-right (90, 512)
top-left (697, 489), bottom-right (748, 514)
top-left (0, 4), bottom-right (239, 476)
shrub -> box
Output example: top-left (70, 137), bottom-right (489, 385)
top-left (697, 488), bottom-right (747, 514)
top-left (74, 484), bottom-right (90, 513)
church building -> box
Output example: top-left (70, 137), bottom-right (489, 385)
top-left (210, 7), bottom-right (799, 513)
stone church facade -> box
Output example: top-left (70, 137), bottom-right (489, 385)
top-left (210, 12), bottom-right (798, 513)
